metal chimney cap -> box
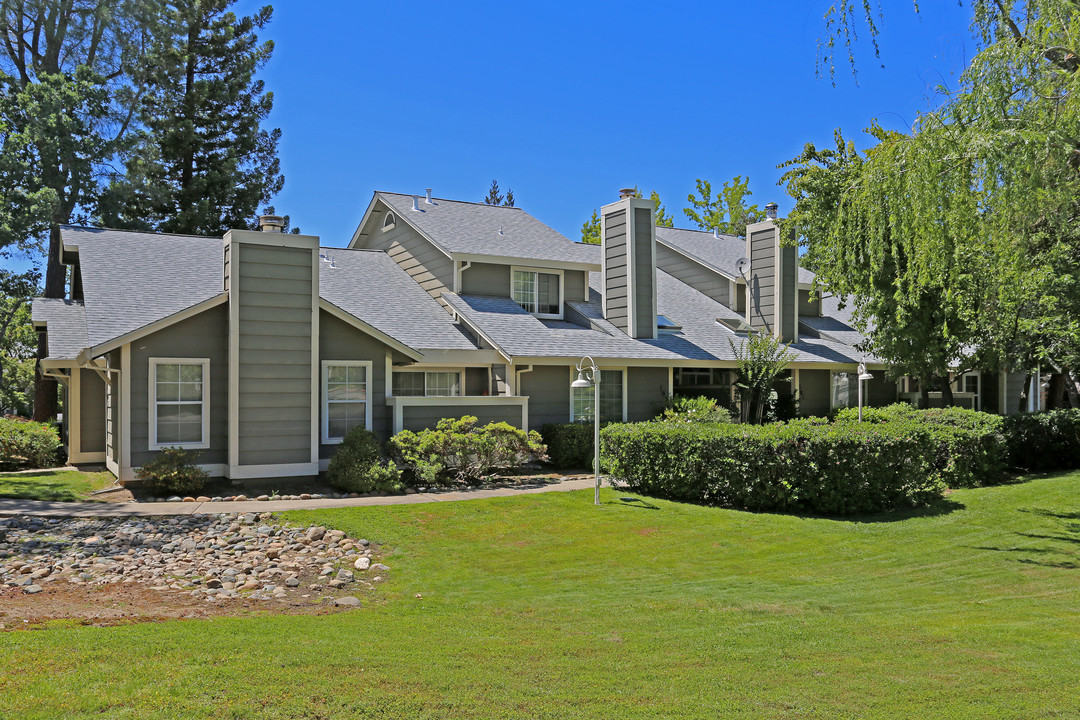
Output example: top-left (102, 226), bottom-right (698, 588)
top-left (765, 202), bottom-right (779, 220)
top-left (258, 215), bottom-right (285, 232)
top-left (618, 187), bottom-right (636, 200)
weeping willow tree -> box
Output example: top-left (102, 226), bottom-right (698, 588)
top-left (783, 1), bottom-right (1080, 402)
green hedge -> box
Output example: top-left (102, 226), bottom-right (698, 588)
top-left (540, 423), bottom-right (595, 469)
top-left (0, 417), bottom-right (62, 470)
top-left (834, 404), bottom-right (1006, 487)
top-left (1002, 409), bottom-right (1080, 472)
top-left (600, 421), bottom-right (947, 515)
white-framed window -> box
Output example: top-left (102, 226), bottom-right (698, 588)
top-left (149, 358), bottom-right (210, 450)
top-left (511, 267), bottom-right (563, 319)
top-left (831, 371), bottom-right (855, 410)
top-left (321, 360), bottom-right (372, 444)
top-left (392, 370), bottom-right (461, 397)
top-left (570, 369), bottom-right (625, 424)
top-left (674, 368), bottom-right (730, 388)
top-left (382, 212), bottom-right (396, 231)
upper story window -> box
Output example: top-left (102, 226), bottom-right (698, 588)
top-left (382, 212), bottom-right (396, 231)
top-left (150, 358), bottom-right (210, 450)
top-left (512, 267), bottom-right (562, 319)
top-left (392, 370), bottom-right (461, 397)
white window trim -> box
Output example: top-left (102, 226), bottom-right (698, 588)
top-left (390, 366), bottom-right (466, 397)
top-left (149, 357), bottom-right (211, 451)
top-left (321, 360), bottom-right (374, 445)
top-left (511, 266), bottom-right (565, 320)
top-left (568, 366), bottom-right (627, 423)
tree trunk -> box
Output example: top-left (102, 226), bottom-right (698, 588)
top-left (1066, 371), bottom-right (1080, 409)
top-left (919, 384), bottom-right (930, 409)
top-left (32, 225), bottom-right (65, 420)
top-left (1047, 373), bottom-right (1067, 409)
top-left (1018, 372), bottom-right (1032, 414)
top-left (940, 375), bottom-right (955, 407)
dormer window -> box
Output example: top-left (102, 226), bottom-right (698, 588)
top-left (382, 212), bottom-right (396, 232)
top-left (512, 267), bottom-right (563, 319)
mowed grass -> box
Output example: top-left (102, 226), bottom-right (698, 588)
top-left (2, 475), bottom-right (1079, 719)
top-left (0, 469), bottom-right (115, 501)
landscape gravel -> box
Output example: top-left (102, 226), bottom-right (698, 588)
top-left (0, 513), bottom-right (385, 607)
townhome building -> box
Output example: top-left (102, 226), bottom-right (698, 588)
top-left (32, 187), bottom-right (1038, 483)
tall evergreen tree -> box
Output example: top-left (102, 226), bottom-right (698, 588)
top-left (483, 179), bottom-right (515, 206)
top-left (99, 1), bottom-right (282, 236)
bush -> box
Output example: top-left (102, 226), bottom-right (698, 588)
top-left (0, 416), bottom-right (62, 470)
top-left (390, 416), bottom-right (547, 486)
top-left (540, 423), bottom-right (595, 469)
top-left (834, 404), bottom-right (1006, 487)
top-left (135, 447), bottom-right (209, 495)
top-left (1002, 409), bottom-right (1080, 472)
top-left (657, 395), bottom-right (732, 424)
top-left (326, 426), bottom-right (405, 494)
top-left (600, 421), bottom-right (946, 515)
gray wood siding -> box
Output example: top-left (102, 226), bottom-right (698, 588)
top-left (366, 220), bottom-right (453, 301)
top-left (130, 304), bottom-right (229, 468)
top-left (603, 209), bottom-right (629, 332)
top-left (491, 364), bottom-right (509, 395)
top-left (627, 367), bottom-right (668, 421)
top-left (633, 207), bottom-right (655, 337)
top-left (749, 228), bottom-right (775, 333)
top-left (655, 244), bottom-right (730, 305)
top-left (798, 369), bottom-right (831, 417)
top-left (779, 244), bottom-right (797, 342)
top-left (460, 262), bottom-right (509, 295)
top-left (520, 365), bottom-right (571, 429)
top-left (798, 289), bottom-right (821, 317)
top-left (235, 244), bottom-right (313, 466)
top-left (402, 404), bottom-right (523, 433)
top-left (565, 270), bottom-right (587, 302)
top-left (318, 311), bottom-right (391, 453)
top-left (465, 367), bottom-right (487, 395)
top-left (79, 369), bottom-right (106, 453)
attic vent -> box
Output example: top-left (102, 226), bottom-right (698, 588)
top-left (383, 212), bottom-right (396, 231)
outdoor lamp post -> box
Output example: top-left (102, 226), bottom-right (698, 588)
top-left (571, 356), bottom-right (601, 505)
top-left (857, 362), bottom-right (874, 422)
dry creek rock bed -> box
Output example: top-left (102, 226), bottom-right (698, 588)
top-left (0, 513), bottom-right (389, 630)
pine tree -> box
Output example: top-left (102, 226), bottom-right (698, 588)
top-left (99, 1), bottom-right (283, 236)
top-left (483, 179), bottom-right (515, 206)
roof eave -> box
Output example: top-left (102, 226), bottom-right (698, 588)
top-left (452, 252), bottom-right (600, 273)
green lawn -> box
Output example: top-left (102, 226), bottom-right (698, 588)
top-left (0, 469), bottom-right (116, 501)
top-left (1, 475), bottom-right (1078, 719)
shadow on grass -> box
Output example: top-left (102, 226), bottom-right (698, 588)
top-left (969, 508), bottom-right (1080, 570)
top-left (0, 472), bottom-right (82, 502)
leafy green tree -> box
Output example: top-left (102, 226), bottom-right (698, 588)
top-left (580, 209), bottom-right (600, 245)
top-left (650, 190), bottom-right (674, 227)
top-left (797, 1), bottom-right (1080, 399)
top-left (581, 188), bottom-right (670, 244)
top-left (683, 176), bottom-right (765, 238)
top-left (99, 1), bottom-right (283, 236)
top-left (0, 269), bottom-right (40, 416)
top-left (483, 179), bottom-right (514, 207)
top-left (730, 332), bottom-right (796, 424)
top-left (0, 0), bottom-right (160, 419)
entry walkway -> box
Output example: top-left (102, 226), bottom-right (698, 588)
top-left (0, 477), bottom-right (598, 518)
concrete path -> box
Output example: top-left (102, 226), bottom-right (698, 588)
top-left (0, 477), bottom-right (599, 518)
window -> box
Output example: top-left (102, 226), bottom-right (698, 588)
top-left (392, 370), bottom-right (461, 397)
top-left (571, 369), bottom-right (624, 424)
top-left (674, 368), bottom-right (730, 388)
top-left (322, 361), bottom-right (372, 443)
top-left (382, 212), bottom-right (396, 231)
top-left (150, 359), bottom-right (209, 450)
top-left (512, 268), bottom-right (562, 318)
top-left (831, 371), bottom-right (855, 409)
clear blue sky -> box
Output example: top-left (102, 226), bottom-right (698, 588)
top-left (254, 0), bottom-right (972, 247)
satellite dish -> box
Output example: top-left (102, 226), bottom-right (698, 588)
top-left (736, 257), bottom-right (750, 277)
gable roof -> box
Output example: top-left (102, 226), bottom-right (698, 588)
top-left (31, 298), bottom-right (87, 361)
top-left (356, 192), bottom-right (600, 269)
top-left (656, 226), bottom-right (816, 286)
top-left (318, 248), bottom-right (477, 352)
top-left (64, 226), bottom-right (225, 351)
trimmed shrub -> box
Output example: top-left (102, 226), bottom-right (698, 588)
top-left (600, 421), bottom-right (946, 515)
top-left (540, 423), bottom-right (595, 469)
top-left (326, 426), bottom-right (405, 494)
top-left (135, 447), bottom-right (209, 495)
top-left (834, 405), bottom-right (1006, 487)
top-left (0, 416), bottom-right (62, 470)
top-left (391, 416), bottom-right (547, 486)
top-left (658, 395), bottom-right (732, 424)
top-left (1002, 409), bottom-right (1080, 472)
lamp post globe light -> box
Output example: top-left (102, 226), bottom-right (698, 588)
top-left (571, 356), bottom-right (601, 505)
top-left (857, 362), bottom-right (874, 422)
